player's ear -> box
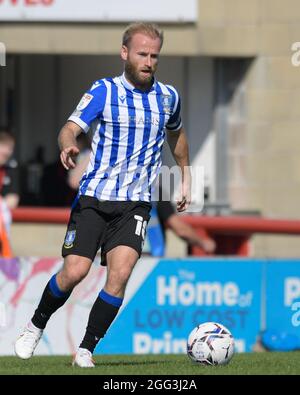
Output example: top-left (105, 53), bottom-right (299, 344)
top-left (121, 45), bottom-right (128, 61)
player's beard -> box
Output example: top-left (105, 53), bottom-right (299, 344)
top-left (125, 60), bottom-right (154, 91)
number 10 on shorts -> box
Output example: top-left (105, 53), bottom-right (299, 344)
top-left (134, 215), bottom-right (147, 239)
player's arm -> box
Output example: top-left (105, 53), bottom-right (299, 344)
top-left (58, 121), bottom-right (83, 170)
top-left (68, 152), bottom-right (90, 190)
top-left (167, 127), bottom-right (191, 212)
top-left (166, 214), bottom-right (216, 253)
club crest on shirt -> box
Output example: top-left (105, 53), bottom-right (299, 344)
top-left (64, 230), bottom-right (76, 249)
top-left (77, 93), bottom-right (93, 111)
top-left (161, 94), bottom-right (172, 114)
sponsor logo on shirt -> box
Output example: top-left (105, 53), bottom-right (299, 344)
top-left (77, 93), bottom-right (94, 111)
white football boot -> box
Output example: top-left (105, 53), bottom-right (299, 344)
top-left (14, 323), bottom-right (43, 359)
top-left (72, 348), bottom-right (95, 368)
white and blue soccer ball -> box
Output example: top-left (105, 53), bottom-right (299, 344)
top-left (187, 322), bottom-right (235, 365)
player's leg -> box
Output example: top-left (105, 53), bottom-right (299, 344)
top-left (73, 246), bottom-right (138, 368)
top-left (15, 196), bottom-right (105, 360)
top-left (104, 245), bottom-right (139, 297)
top-left (31, 255), bottom-right (93, 329)
top-left (14, 255), bottom-right (92, 359)
top-left (73, 201), bottom-right (151, 367)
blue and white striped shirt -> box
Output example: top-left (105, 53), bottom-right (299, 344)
top-left (68, 73), bottom-right (182, 202)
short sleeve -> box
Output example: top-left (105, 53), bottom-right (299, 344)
top-left (166, 86), bottom-right (183, 132)
top-left (68, 80), bottom-right (107, 133)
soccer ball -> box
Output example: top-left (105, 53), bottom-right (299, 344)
top-left (187, 322), bottom-right (234, 365)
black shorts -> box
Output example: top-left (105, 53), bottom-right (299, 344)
top-left (62, 196), bottom-right (151, 265)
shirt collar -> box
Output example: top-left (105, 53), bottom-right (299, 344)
top-left (120, 72), bottom-right (156, 93)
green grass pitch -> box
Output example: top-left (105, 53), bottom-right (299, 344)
top-left (0, 352), bottom-right (300, 375)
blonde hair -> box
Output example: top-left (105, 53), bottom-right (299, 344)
top-left (122, 22), bottom-right (164, 49)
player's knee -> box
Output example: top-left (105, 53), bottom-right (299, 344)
top-left (61, 265), bottom-right (88, 288)
top-left (115, 267), bottom-right (132, 286)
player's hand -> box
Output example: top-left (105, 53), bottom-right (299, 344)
top-left (176, 181), bottom-right (191, 212)
top-left (60, 146), bottom-right (79, 170)
top-left (200, 238), bottom-right (216, 254)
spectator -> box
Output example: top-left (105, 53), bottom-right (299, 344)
top-left (146, 187), bottom-right (216, 256)
top-left (0, 129), bottom-right (19, 256)
top-left (156, 199), bottom-right (216, 254)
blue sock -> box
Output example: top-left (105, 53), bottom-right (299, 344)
top-left (49, 274), bottom-right (70, 298)
top-left (31, 274), bottom-right (72, 329)
top-left (99, 289), bottom-right (123, 308)
top-left (80, 289), bottom-right (123, 353)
